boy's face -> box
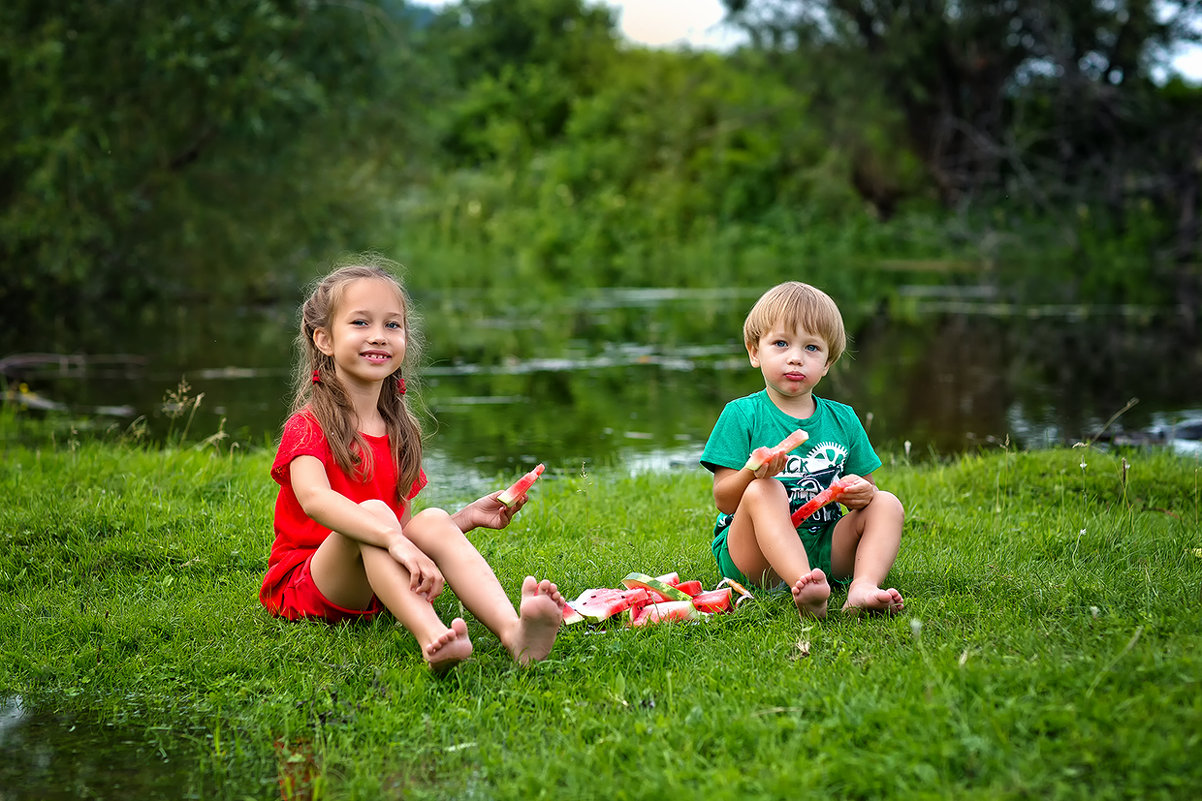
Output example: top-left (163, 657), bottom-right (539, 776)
top-left (747, 321), bottom-right (831, 405)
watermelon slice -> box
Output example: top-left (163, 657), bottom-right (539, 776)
top-left (630, 600), bottom-right (702, 627)
top-left (563, 604), bottom-right (585, 625)
top-left (789, 476), bottom-right (858, 528)
top-left (673, 580), bottom-right (703, 598)
top-left (655, 571), bottom-right (681, 586)
top-left (691, 587), bottom-right (733, 614)
top-left (621, 572), bottom-right (691, 602)
top-left (567, 587), bottom-right (650, 623)
top-left (744, 428), bottom-right (810, 471)
top-left (498, 463), bottom-right (545, 507)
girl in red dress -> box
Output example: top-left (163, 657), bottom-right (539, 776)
top-left (259, 257), bottom-right (563, 672)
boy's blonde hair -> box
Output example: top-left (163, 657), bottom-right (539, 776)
top-left (743, 282), bottom-right (847, 365)
top-left (291, 255), bottom-right (425, 499)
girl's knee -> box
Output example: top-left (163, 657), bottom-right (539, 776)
top-left (411, 507), bottom-right (455, 526)
top-left (360, 498), bottom-right (397, 521)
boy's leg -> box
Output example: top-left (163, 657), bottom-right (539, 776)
top-left (725, 478), bottom-right (830, 619)
top-left (403, 508), bottom-right (563, 664)
top-left (309, 503), bottom-right (472, 672)
top-left (829, 489), bottom-right (905, 613)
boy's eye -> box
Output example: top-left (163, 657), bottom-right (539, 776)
top-left (805, 344), bottom-right (819, 352)
top-left (773, 339), bottom-right (788, 348)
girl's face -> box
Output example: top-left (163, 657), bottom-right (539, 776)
top-left (747, 320), bottom-right (831, 407)
top-left (313, 277), bottom-right (407, 390)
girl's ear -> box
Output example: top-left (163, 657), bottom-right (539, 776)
top-left (313, 327), bottom-right (335, 357)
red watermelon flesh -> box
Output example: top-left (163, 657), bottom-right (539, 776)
top-left (568, 587), bottom-right (632, 623)
top-left (655, 571), bottom-right (681, 586)
top-left (631, 600), bottom-right (702, 627)
top-left (498, 463), bottom-right (545, 508)
top-left (691, 587), bottom-right (732, 614)
top-left (674, 580), bottom-right (703, 597)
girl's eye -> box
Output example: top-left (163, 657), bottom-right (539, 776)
top-left (386, 321), bottom-right (403, 329)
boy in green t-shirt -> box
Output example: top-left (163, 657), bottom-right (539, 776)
top-left (700, 282), bottom-right (904, 620)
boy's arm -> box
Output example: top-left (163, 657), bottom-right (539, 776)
top-left (711, 450), bottom-right (789, 515)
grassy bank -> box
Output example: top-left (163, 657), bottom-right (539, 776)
top-left (1, 437), bottom-right (1200, 799)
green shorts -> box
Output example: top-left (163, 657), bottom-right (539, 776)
top-left (711, 522), bottom-right (842, 590)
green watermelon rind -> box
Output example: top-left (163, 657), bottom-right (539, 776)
top-left (621, 572), bottom-right (691, 602)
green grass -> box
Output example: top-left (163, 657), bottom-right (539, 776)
top-left (1, 433), bottom-right (1200, 800)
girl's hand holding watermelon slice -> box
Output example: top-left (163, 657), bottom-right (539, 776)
top-left (451, 490), bottom-right (528, 532)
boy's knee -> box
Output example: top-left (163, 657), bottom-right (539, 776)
top-left (871, 490), bottom-right (905, 524)
top-left (743, 477), bottom-right (789, 506)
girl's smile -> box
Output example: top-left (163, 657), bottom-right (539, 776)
top-left (314, 277), bottom-right (408, 388)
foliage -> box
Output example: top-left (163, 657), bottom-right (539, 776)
top-left (0, 0), bottom-right (438, 337)
top-left (1, 438), bottom-right (1201, 798)
top-left (3, 0), bottom-right (1202, 349)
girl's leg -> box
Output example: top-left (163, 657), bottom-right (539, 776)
top-left (829, 490), bottom-right (905, 614)
top-left (403, 508), bottom-right (563, 664)
top-left (309, 501), bottom-right (472, 672)
top-left (725, 478), bottom-right (830, 619)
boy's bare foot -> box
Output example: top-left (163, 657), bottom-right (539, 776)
top-left (424, 617), bottom-right (473, 674)
top-left (790, 568), bottom-right (831, 620)
top-left (842, 581), bottom-right (904, 615)
top-left (507, 576), bottom-right (564, 665)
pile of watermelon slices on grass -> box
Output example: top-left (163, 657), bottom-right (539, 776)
top-left (563, 572), bottom-right (753, 628)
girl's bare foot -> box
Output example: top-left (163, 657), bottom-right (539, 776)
top-left (506, 576), bottom-right (564, 664)
top-left (791, 568), bottom-right (830, 620)
top-left (842, 581), bottom-right (904, 615)
top-left (424, 617), bottom-right (473, 674)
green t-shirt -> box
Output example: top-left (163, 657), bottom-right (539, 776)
top-left (700, 390), bottom-right (882, 533)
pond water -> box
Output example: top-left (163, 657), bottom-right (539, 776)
top-left (4, 286), bottom-right (1201, 487)
top-left (0, 695), bottom-right (217, 799)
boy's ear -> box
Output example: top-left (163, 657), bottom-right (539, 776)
top-left (746, 341), bottom-right (760, 368)
top-left (313, 328), bottom-right (335, 357)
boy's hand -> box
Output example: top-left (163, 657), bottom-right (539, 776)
top-left (388, 537), bottom-right (445, 601)
top-left (751, 451), bottom-right (789, 479)
top-left (836, 475), bottom-right (877, 510)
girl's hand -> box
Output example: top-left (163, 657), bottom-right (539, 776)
top-left (387, 537), bottom-right (445, 601)
top-left (465, 491), bottom-right (524, 531)
top-left (837, 475), bottom-right (878, 511)
top-left (752, 450), bottom-right (789, 479)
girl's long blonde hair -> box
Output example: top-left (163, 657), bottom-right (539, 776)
top-left (289, 256), bottom-right (425, 499)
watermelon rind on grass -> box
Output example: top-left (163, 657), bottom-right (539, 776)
top-left (621, 572), bottom-right (692, 602)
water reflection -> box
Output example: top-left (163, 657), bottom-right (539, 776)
top-left (2, 289), bottom-right (1201, 477)
top-left (0, 696), bottom-right (195, 800)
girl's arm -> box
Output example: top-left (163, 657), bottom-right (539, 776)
top-left (711, 451), bottom-right (790, 515)
top-left (290, 455), bottom-right (402, 547)
top-left (290, 455), bottom-right (443, 598)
